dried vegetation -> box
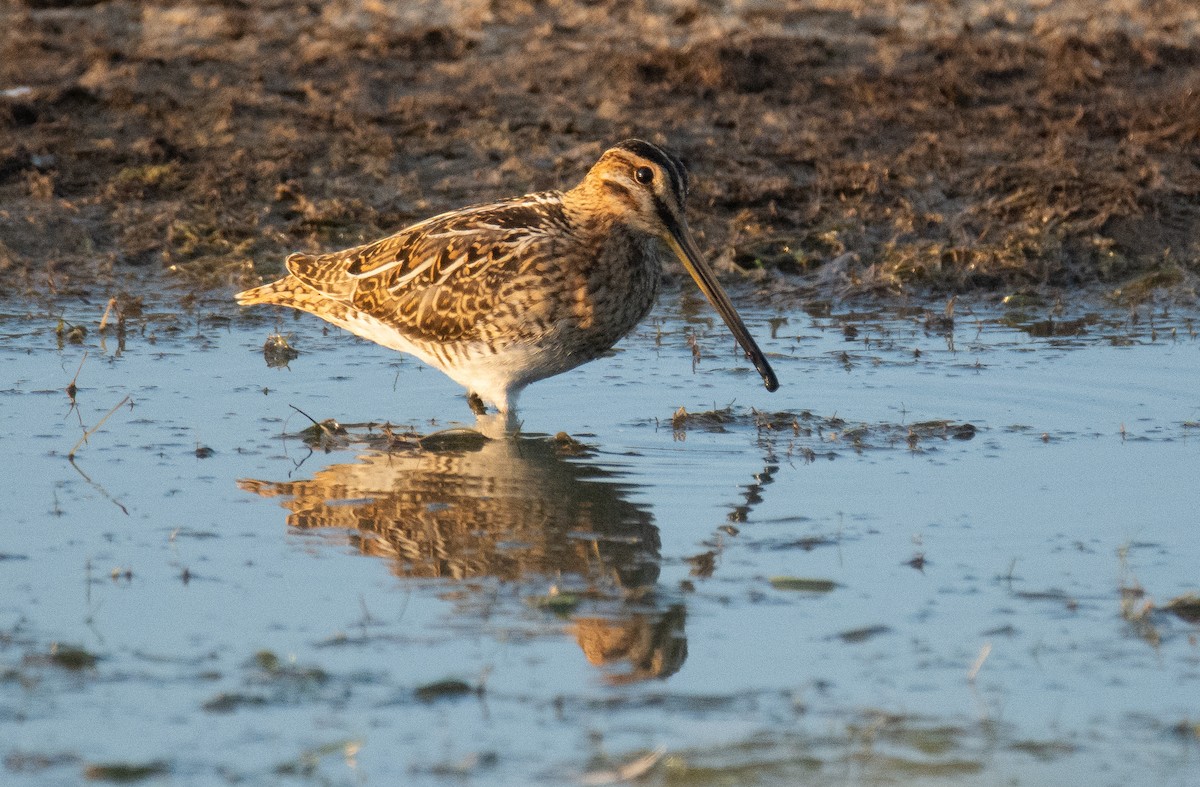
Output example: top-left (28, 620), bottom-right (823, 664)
top-left (1, 0), bottom-right (1198, 300)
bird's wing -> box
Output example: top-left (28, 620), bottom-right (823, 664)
top-left (285, 192), bottom-right (576, 343)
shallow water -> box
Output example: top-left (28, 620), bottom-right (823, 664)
top-left (1, 286), bottom-right (1198, 784)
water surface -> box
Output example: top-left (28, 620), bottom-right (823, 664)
top-left (1, 287), bottom-right (1197, 784)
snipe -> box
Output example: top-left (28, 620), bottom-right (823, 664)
top-left (236, 139), bottom-right (779, 414)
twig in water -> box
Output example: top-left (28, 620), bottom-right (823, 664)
top-left (287, 403), bottom-right (346, 444)
top-left (968, 641), bottom-right (992, 683)
top-left (68, 394), bottom-right (131, 459)
top-left (288, 403), bottom-right (321, 427)
top-left (66, 351), bottom-right (87, 404)
top-left (98, 298), bottom-right (117, 332)
top-left (67, 458), bottom-right (129, 516)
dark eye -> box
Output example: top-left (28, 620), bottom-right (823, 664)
top-left (634, 166), bottom-right (654, 185)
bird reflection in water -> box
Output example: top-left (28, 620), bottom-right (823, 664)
top-left (239, 432), bottom-right (686, 683)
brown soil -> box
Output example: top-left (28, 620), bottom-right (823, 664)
top-left (2, 0), bottom-right (1199, 302)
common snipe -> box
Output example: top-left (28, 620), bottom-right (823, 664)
top-left (236, 139), bottom-right (779, 414)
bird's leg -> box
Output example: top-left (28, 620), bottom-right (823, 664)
top-left (467, 392), bottom-right (488, 416)
top-left (472, 410), bottom-right (521, 439)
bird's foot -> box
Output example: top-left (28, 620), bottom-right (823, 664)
top-left (467, 392), bottom-right (488, 416)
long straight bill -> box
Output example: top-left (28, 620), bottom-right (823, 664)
top-left (665, 229), bottom-right (780, 392)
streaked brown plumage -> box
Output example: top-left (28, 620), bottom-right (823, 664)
top-left (236, 139), bottom-right (778, 414)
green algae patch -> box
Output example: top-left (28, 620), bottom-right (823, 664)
top-left (769, 576), bottom-right (837, 593)
top-left (83, 760), bottom-right (169, 782)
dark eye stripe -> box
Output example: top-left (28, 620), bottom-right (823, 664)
top-left (602, 178), bottom-right (641, 210)
top-left (615, 139), bottom-right (689, 203)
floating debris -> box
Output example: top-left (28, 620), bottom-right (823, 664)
top-left (273, 740), bottom-right (362, 777)
top-left (529, 588), bottom-right (583, 617)
top-left (836, 625), bottom-right (891, 643)
top-left (55, 319), bottom-right (87, 345)
top-left (672, 405), bottom-right (736, 432)
top-left (82, 760), bottom-right (169, 782)
top-left (769, 576), bottom-right (838, 593)
top-left (551, 431), bottom-right (593, 457)
top-left (290, 404), bottom-right (348, 450)
top-left (665, 405), bottom-right (979, 454)
top-left (417, 428), bottom-right (490, 452)
top-left (45, 643), bottom-right (99, 671)
top-left (262, 332), bottom-right (299, 367)
top-left (201, 692), bottom-right (268, 713)
top-left (414, 678), bottom-right (475, 703)
top-left (1164, 593), bottom-right (1200, 624)
top-left (580, 747), bottom-right (666, 785)
top-left (250, 649), bottom-right (327, 683)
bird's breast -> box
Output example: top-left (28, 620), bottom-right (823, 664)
top-left (575, 233), bottom-right (662, 343)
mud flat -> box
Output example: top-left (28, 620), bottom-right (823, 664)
top-left (2, 0), bottom-right (1198, 301)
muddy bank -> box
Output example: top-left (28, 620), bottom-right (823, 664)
top-left (1, 0), bottom-right (1198, 301)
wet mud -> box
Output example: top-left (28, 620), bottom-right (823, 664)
top-left (2, 0), bottom-right (1199, 301)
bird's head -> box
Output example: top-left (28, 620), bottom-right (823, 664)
top-left (576, 139), bottom-right (779, 393)
top-left (580, 139), bottom-right (692, 238)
